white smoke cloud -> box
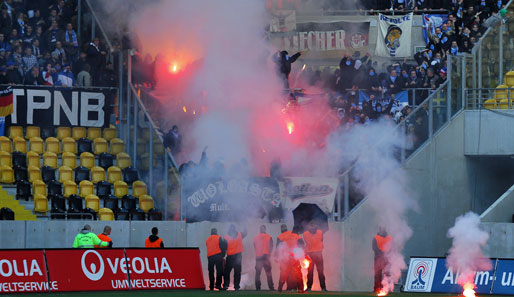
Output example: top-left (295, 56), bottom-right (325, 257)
top-left (446, 212), bottom-right (492, 290)
top-left (323, 119), bottom-right (416, 293)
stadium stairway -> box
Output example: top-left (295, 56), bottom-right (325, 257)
top-left (0, 186), bottom-right (36, 220)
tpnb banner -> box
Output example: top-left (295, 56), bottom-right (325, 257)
top-left (375, 13), bottom-right (413, 58)
top-left (8, 86), bottom-right (115, 128)
top-left (405, 257), bottom-right (514, 295)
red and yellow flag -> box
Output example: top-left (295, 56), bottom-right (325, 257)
top-left (0, 86), bottom-right (13, 117)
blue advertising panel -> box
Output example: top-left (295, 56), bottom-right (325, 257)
top-left (430, 258), bottom-right (496, 294)
top-left (492, 259), bottom-right (514, 295)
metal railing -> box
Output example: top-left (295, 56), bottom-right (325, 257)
top-left (464, 88), bottom-right (514, 109)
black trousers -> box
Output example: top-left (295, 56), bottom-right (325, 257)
top-left (223, 253), bottom-right (242, 290)
top-left (255, 254), bottom-right (274, 290)
top-left (306, 251), bottom-right (326, 290)
top-left (374, 255), bottom-right (387, 292)
top-left (207, 253), bottom-right (223, 290)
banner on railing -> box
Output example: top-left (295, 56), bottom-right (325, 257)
top-left (268, 20), bottom-right (370, 59)
top-left (183, 177), bottom-right (282, 222)
top-left (0, 248), bottom-right (204, 293)
top-left (376, 13), bottom-right (413, 57)
top-left (358, 90), bottom-right (409, 113)
top-left (404, 257), bottom-right (509, 294)
top-left (8, 86), bottom-right (115, 128)
top-left (279, 177), bottom-right (338, 213)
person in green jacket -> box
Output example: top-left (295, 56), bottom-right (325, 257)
top-left (73, 225), bottom-right (112, 248)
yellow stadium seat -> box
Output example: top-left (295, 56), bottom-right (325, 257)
top-left (28, 165), bottom-right (42, 182)
top-left (25, 126), bottom-right (40, 140)
top-left (79, 180), bottom-right (94, 197)
top-left (110, 138), bottom-right (125, 155)
top-left (29, 137), bottom-right (44, 154)
top-left (139, 194), bottom-right (154, 213)
top-left (132, 180), bottom-right (147, 198)
top-left (93, 138), bottom-right (108, 155)
top-left (85, 194), bottom-right (100, 212)
top-left (98, 208), bottom-right (114, 221)
top-left (62, 152), bottom-right (77, 169)
top-left (0, 151), bottom-right (11, 167)
top-left (483, 99), bottom-right (497, 109)
top-left (63, 180), bottom-right (77, 197)
top-left (43, 152), bottom-right (58, 168)
top-left (91, 166), bottom-right (105, 184)
top-left (33, 194), bottom-right (49, 213)
top-left (56, 127), bottom-right (71, 140)
top-left (103, 127), bottom-right (117, 141)
top-left (13, 136), bottom-right (26, 153)
top-left (62, 137), bottom-right (77, 153)
top-left (499, 99), bottom-right (510, 109)
top-left (32, 180), bottom-right (46, 197)
top-left (87, 127), bottom-right (102, 140)
top-left (72, 127), bottom-right (86, 140)
top-left (45, 137), bottom-right (60, 154)
top-left (494, 84), bottom-right (510, 100)
top-left (506, 71), bottom-right (514, 87)
top-left (116, 152), bottom-right (131, 169)
top-left (80, 152), bottom-right (95, 169)
top-left (26, 151), bottom-right (40, 168)
top-left (0, 165), bottom-right (14, 183)
top-left (58, 166), bottom-right (73, 183)
top-left (0, 136), bottom-right (11, 152)
top-left (114, 180), bottom-right (128, 198)
top-left (8, 126), bottom-right (23, 139)
top-left (107, 166), bottom-right (122, 184)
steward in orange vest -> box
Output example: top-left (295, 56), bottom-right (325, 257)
top-left (276, 224), bottom-right (304, 293)
top-left (145, 227), bottom-right (164, 248)
top-left (95, 226), bottom-right (113, 248)
top-left (303, 222), bottom-right (326, 291)
top-left (253, 225), bottom-right (274, 291)
top-left (222, 224), bottom-right (247, 291)
top-left (372, 227), bottom-right (393, 293)
top-left (205, 228), bottom-right (227, 291)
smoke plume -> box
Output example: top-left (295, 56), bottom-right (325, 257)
top-left (446, 212), bottom-right (492, 290)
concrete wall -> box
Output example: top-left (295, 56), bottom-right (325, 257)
top-left (481, 185), bottom-right (514, 223)
top-left (465, 110), bottom-right (514, 156)
top-left (480, 223), bottom-right (514, 258)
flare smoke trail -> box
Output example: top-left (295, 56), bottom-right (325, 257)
top-left (324, 120), bottom-right (416, 293)
top-left (446, 212), bottom-right (492, 291)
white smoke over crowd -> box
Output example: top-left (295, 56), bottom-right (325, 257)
top-left (97, 0), bottom-right (416, 292)
top-left (447, 212), bottom-right (492, 291)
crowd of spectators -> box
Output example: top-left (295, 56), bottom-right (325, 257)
top-left (0, 0), bottom-right (115, 87)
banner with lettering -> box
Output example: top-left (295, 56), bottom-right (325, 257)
top-left (279, 177), bottom-right (338, 213)
top-left (183, 177), bottom-right (282, 222)
top-left (268, 21), bottom-right (370, 60)
top-left (376, 13), bottom-right (413, 57)
top-left (6, 86), bottom-right (115, 128)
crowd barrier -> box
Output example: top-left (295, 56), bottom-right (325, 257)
top-left (0, 248), bottom-right (204, 293)
top-left (405, 257), bottom-right (514, 295)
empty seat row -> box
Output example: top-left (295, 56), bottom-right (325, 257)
top-left (0, 150), bottom-right (131, 170)
top-left (0, 136), bottom-right (125, 155)
top-left (9, 126), bottom-right (117, 141)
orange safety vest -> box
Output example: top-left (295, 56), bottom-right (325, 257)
top-left (375, 235), bottom-right (392, 252)
top-left (303, 230), bottom-right (323, 253)
top-left (95, 233), bottom-right (112, 248)
top-left (278, 230), bottom-right (300, 249)
top-left (145, 237), bottom-right (163, 248)
top-left (225, 232), bottom-right (243, 256)
top-left (206, 235), bottom-right (222, 257)
top-left (253, 233), bottom-right (272, 257)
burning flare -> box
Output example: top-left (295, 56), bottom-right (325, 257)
top-left (377, 289), bottom-right (388, 296)
top-left (287, 122), bottom-right (294, 135)
top-left (463, 283), bottom-right (476, 297)
top-left (301, 258), bottom-right (311, 269)
top-left (182, 106), bottom-right (187, 113)
top-left (169, 63), bottom-right (178, 73)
